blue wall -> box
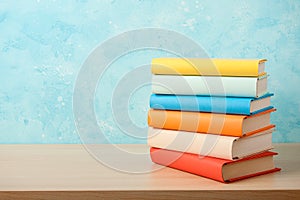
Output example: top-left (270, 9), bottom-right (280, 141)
top-left (0, 0), bottom-right (299, 143)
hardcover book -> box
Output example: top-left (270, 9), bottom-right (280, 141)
top-left (148, 108), bottom-right (276, 137)
top-left (152, 74), bottom-right (267, 98)
top-left (152, 58), bottom-right (266, 77)
top-left (150, 93), bottom-right (273, 115)
top-left (150, 147), bottom-right (280, 183)
top-left (148, 127), bottom-right (274, 160)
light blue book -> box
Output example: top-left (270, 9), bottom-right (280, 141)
top-left (150, 93), bottom-right (274, 115)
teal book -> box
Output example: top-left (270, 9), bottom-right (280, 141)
top-left (150, 93), bottom-right (273, 115)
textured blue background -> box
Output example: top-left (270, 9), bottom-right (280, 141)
top-left (0, 0), bottom-right (299, 144)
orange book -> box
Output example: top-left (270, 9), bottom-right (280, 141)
top-left (150, 147), bottom-right (281, 183)
top-left (148, 108), bottom-right (276, 137)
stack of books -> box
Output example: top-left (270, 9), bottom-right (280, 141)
top-left (147, 58), bottom-right (281, 183)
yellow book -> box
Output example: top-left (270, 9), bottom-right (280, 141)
top-left (151, 58), bottom-right (267, 77)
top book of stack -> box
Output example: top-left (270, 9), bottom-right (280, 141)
top-left (152, 58), bottom-right (266, 77)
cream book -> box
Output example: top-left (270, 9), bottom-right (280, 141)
top-left (152, 74), bottom-right (268, 98)
top-left (148, 127), bottom-right (274, 160)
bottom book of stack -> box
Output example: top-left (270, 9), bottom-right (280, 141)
top-left (150, 147), bottom-right (281, 183)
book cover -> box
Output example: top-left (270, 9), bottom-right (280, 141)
top-left (150, 147), bottom-right (280, 183)
top-left (150, 93), bottom-right (274, 115)
top-left (148, 127), bottom-right (274, 160)
top-left (152, 58), bottom-right (266, 77)
top-left (152, 74), bottom-right (267, 98)
top-left (148, 108), bottom-right (276, 137)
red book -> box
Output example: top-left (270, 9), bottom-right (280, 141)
top-left (150, 147), bottom-right (281, 183)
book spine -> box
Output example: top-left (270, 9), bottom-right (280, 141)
top-left (152, 75), bottom-right (261, 97)
top-left (150, 147), bottom-right (225, 182)
top-left (151, 58), bottom-right (265, 76)
top-left (148, 109), bottom-right (244, 136)
top-left (148, 127), bottom-right (236, 160)
top-left (150, 94), bottom-right (252, 115)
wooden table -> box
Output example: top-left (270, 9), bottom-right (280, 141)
top-left (0, 144), bottom-right (299, 199)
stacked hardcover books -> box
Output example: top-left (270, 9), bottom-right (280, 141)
top-left (148, 58), bottom-right (281, 183)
